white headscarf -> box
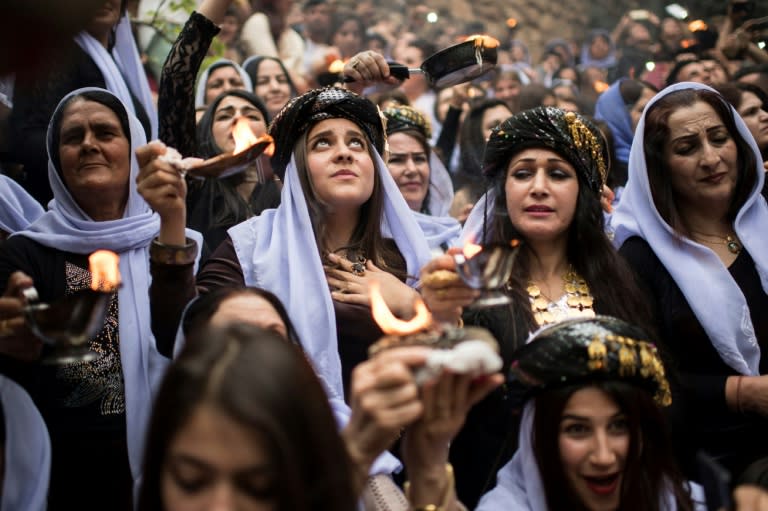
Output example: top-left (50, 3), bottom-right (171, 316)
top-left (0, 375), bottom-right (51, 511)
top-left (229, 149), bottom-right (433, 400)
top-left (74, 13), bottom-right (158, 139)
top-left (0, 175), bottom-right (45, 234)
top-left (194, 59), bottom-right (253, 108)
top-left (13, 87), bottom-right (202, 487)
top-left (477, 401), bottom-right (707, 510)
top-left (611, 82), bottom-right (768, 376)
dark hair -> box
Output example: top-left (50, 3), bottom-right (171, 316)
top-left (243, 56), bottom-right (299, 100)
top-left (190, 89), bottom-right (277, 236)
top-left (643, 88), bottom-right (757, 234)
top-left (592, 118), bottom-right (621, 189)
top-left (517, 83), bottom-right (556, 111)
top-left (49, 90), bottom-right (131, 174)
top-left (485, 130), bottom-right (654, 335)
top-left (181, 286), bottom-right (301, 346)
top-left (328, 12), bottom-right (365, 56)
top-left (460, 99), bottom-right (512, 171)
top-left (138, 324), bottom-right (358, 511)
top-left (533, 381), bottom-right (694, 511)
top-left (665, 59), bottom-right (700, 87)
top-left (197, 89), bottom-right (269, 158)
top-left (716, 82), bottom-right (768, 112)
top-left (456, 99), bottom-right (511, 201)
top-left (293, 130), bottom-right (408, 280)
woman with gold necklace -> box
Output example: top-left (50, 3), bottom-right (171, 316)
top-left (613, 82), bottom-right (768, 485)
top-left (420, 106), bottom-right (653, 508)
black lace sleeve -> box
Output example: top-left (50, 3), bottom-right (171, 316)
top-left (157, 11), bottom-right (220, 157)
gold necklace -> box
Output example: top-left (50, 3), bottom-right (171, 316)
top-left (528, 267), bottom-right (596, 326)
top-left (691, 231), bottom-right (742, 255)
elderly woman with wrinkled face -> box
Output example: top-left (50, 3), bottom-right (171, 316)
top-left (0, 88), bottom-right (200, 510)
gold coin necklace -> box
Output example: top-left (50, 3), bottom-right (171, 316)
top-left (528, 266), bottom-right (596, 326)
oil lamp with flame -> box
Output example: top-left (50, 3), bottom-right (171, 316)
top-left (24, 250), bottom-right (120, 364)
top-left (367, 281), bottom-right (502, 382)
top-left (453, 240), bottom-right (520, 308)
top-left (184, 119), bottom-right (275, 180)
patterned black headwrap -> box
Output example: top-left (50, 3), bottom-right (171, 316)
top-left (268, 86), bottom-right (386, 179)
top-left (483, 107), bottom-right (608, 194)
top-left (509, 316), bottom-right (672, 407)
top-left (382, 104), bottom-right (432, 140)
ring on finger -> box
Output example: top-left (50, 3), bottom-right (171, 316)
top-left (0, 319), bottom-right (11, 337)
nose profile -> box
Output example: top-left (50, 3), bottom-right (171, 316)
top-left (589, 429), bottom-right (618, 467)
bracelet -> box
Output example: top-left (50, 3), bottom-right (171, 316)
top-left (404, 463), bottom-right (454, 511)
top-left (149, 238), bottom-right (197, 265)
top-left (735, 375), bottom-right (744, 413)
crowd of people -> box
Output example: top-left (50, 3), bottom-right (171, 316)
top-left (1, 0), bottom-right (768, 509)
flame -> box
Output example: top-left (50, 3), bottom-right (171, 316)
top-left (506, 18), bottom-right (518, 28)
top-left (688, 20), bottom-right (707, 32)
top-left (465, 34), bottom-right (500, 49)
top-left (328, 59), bottom-right (346, 73)
top-left (89, 250), bottom-right (120, 292)
top-left (370, 281), bottom-right (431, 336)
top-left (233, 117), bottom-right (259, 154)
top-left (680, 38), bottom-right (696, 49)
top-left (463, 241), bottom-right (483, 259)
top-left (510, 239), bottom-right (521, 248)
top-left (259, 133), bottom-right (275, 157)
top-left (593, 80), bottom-right (610, 93)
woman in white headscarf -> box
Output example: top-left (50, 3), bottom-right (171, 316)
top-left (9, 0), bottom-right (157, 206)
top-left (0, 374), bottom-right (51, 511)
top-left (0, 175), bottom-right (44, 240)
top-left (612, 82), bottom-right (768, 480)
top-left (0, 88), bottom-right (200, 509)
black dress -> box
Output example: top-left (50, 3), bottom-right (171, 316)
top-left (0, 235), bottom-right (132, 511)
top-left (620, 236), bottom-right (768, 480)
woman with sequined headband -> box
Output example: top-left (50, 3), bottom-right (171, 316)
top-left (613, 82), bottom-right (768, 482)
top-left (475, 316), bottom-right (702, 511)
top-left (381, 104), bottom-right (460, 250)
top-left (419, 106), bottom-right (653, 507)
top-left (137, 84), bottom-right (442, 459)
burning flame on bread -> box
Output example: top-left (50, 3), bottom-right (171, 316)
top-left (370, 281), bottom-right (431, 335)
top-left (89, 250), bottom-right (120, 292)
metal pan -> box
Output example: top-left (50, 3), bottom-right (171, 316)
top-left (347, 37), bottom-right (499, 88)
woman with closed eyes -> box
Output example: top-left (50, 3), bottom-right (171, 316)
top-left (613, 82), bottom-right (768, 482)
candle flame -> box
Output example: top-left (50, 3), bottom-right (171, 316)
top-left (506, 18), bottom-right (518, 28)
top-left (463, 241), bottom-right (483, 259)
top-left (688, 20), bottom-right (707, 32)
top-left (258, 133), bottom-right (275, 157)
top-left (233, 117), bottom-right (258, 154)
top-left (510, 239), bottom-right (521, 248)
top-left (370, 281), bottom-right (431, 335)
top-left (465, 34), bottom-right (500, 49)
top-left (89, 250), bottom-right (120, 292)
top-left (593, 80), bottom-right (610, 93)
top-left (328, 59), bottom-right (345, 73)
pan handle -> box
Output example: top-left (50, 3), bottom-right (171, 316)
top-left (342, 61), bottom-right (417, 83)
